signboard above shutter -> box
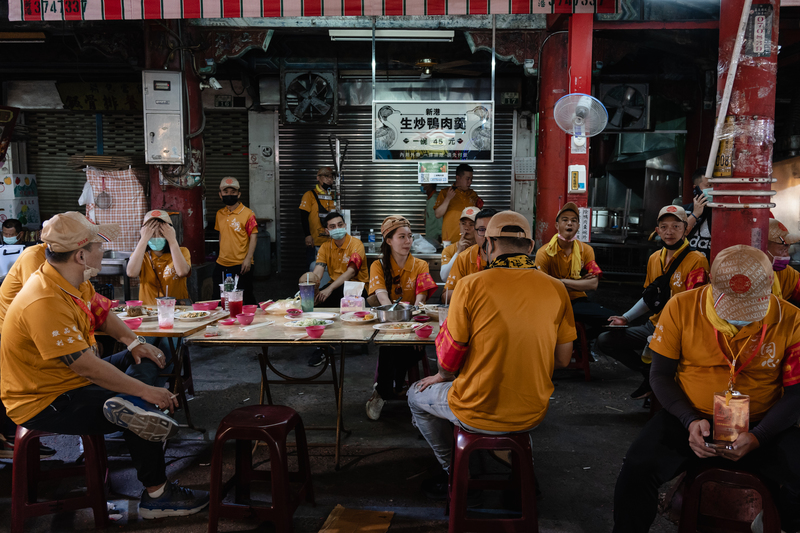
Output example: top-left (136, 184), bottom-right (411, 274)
top-left (11, 0), bottom-right (617, 21)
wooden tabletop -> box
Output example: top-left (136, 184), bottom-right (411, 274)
top-left (121, 307), bottom-right (230, 338)
top-left (373, 323), bottom-right (440, 345)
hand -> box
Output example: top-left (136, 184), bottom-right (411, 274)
top-left (240, 260), bottom-right (252, 275)
top-left (456, 237), bottom-right (470, 253)
top-left (414, 373), bottom-right (445, 392)
top-left (140, 223), bottom-right (157, 241)
top-left (139, 386), bottom-right (178, 414)
top-left (161, 223), bottom-right (177, 243)
top-left (305, 235), bottom-right (313, 247)
top-left (688, 419), bottom-right (718, 459)
top-left (581, 273), bottom-right (597, 280)
top-left (693, 194), bottom-right (708, 217)
top-left (608, 315), bottom-right (628, 326)
top-left (445, 187), bottom-right (457, 201)
top-left (131, 343), bottom-right (167, 369)
top-left (718, 432), bottom-right (760, 462)
top-left (316, 287), bottom-right (332, 303)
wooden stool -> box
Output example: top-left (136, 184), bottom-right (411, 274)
top-left (678, 465), bottom-right (781, 533)
top-left (11, 427), bottom-right (108, 533)
top-left (567, 322), bottom-right (591, 381)
top-left (448, 426), bottom-right (538, 533)
top-left (208, 405), bottom-right (314, 533)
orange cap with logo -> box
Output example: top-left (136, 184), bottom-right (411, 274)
top-left (143, 209), bottom-right (173, 226)
top-left (219, 177), bottom-right (240, 191)
top-left (460, 207), bottom-right (479, 222)
top-left (657, 205), bottom-right (688, 223)
top-left (41, 212), bottom-right (120, 253)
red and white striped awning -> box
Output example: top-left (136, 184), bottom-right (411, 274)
top-left (10, 0), bottom-right (617, 21)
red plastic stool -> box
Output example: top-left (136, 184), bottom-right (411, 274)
top-left (567, 322), bottom-right (591, 381)
top-left (208, 405), bottom-right (314, 533)
top-left (448, 426), bottom-right (538, 533)
top-left (678, 465), bottom-right (781, 533)
top-left (11, 427), bottom-right (108, 533)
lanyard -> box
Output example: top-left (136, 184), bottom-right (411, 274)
top-left (714, 324), bottom-right (767, 391)
top-left (66, 292), bottom-right (97, 335)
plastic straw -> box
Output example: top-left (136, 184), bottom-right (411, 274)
top-left (307, 273), bottom-right (309, 284)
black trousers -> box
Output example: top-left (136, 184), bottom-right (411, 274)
top-left (22, 350), bottom-right (174, 488)
top-left (376, 345), bottom-right (424, 399)
top-left (213, 262), bottom-right (257, 305)
top-left (613, 410), bottom-right (800, 533)
top-left (596, 321), bottom-right (655, 379)
top-left (571, 297), bottom-right (615, 340)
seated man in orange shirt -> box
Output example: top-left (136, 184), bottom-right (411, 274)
top-left (443, 208), bottom-right (497, 301)
top-left (439, 207), bottom-right (478, 282)
top-left (407, 211), bottom-right (575, 498)
top-left (767, 218), bottom-right (800, 305)
top-left (613, 245), bottom-right (800, 533)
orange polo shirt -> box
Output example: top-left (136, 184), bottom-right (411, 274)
top-left (534, 241), bottom-right (603, 301)
top-left (316, 234), bottom-right (368, 284)
top-left (215, 204), bottom-right (258, 267)
top-left (434, 188), bottom-right (483, 243)
top-left (649, 286), bottom-right (800, 420)
top-left (0, 262), bottom-right (113, 424)
top-left (644, 246), bottom-right (709, 325)
top-left (445, 244), bottom-right (486, 292)
top-left (443, 265), bottom-right (577, 432)
top-left (138, 248), bottom-right (192, 305)
top-left (441, 242), bottom-right (459, 266)
top-left (368, 254), bottom-right (436, 303)
top-left (774, 266), bottom-right (800, 304)
top-left (0, 243), bottom-right (46, 331)
top-left (299, 186), bottom-right (336, 247)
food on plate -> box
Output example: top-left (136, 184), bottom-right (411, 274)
top-left (180, 311), bottom-right (209, 318)
top-left (294, 318), bottom-right (328, 327)
top-left (380, 323), bottom-right (414, 330)
top-left (126, 305), bottom-right (144, 317)
top-left (112, 305), bottom-right (126, 313)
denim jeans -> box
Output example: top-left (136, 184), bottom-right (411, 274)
top-left (23, 349), bottom-right (174, 488)
top-left (407, 381), bottom-right (537, 472)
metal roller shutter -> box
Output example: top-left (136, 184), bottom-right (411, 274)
top-left (278, 106), bottom-right (512, 272)
top-left (203, 111), bottom-right (250, 239)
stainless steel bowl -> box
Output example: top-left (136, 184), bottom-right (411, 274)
top-left (372, 303), bottom-right (416, 322)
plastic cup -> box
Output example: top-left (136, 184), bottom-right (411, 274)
top-left (227, 290), bottom-right (243, 318)
top-left (219, 284), bottom-right (227, 310)
top-left (438, 305), bottom-right (449, 327)
top-left (299, 282), bottom-right (315, 312)
top-left (156, 297), bottom-right (176, 329)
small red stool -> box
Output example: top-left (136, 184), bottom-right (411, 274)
top-left (567, 322), bottom-right (591, 381)
top-left (448, 426), bottom-right (538, 533)
top-left (208, 405), bottom-right (314, 533)
top-left (678, 465), bottom-right (781, 533)
top-left (11, 427), bottom-right (108, 533)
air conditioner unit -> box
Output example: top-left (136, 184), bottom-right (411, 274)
top-left (598, 83), bottom-right (649, 131)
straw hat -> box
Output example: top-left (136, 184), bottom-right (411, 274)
top-left (41, 212), bottom-right (119, 253)
top-left (710, 245), bottom-right (773, 322)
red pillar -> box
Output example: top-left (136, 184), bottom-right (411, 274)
top-left (710, 0), bottom-right (779, 261)
top-left (566, 14), bottom-right (593, 210)
top-left (535, 32), bottom-right (569, 247)
top-left (144, 22), bottom-right (205, 265)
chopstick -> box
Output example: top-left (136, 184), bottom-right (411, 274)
top-left (239, 321), bottom-right (274, 332)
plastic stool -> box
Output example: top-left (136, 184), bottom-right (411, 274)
top-left (11, 427), bottom-right (108, 533)
top-left (208, 405), bottom-right (314, 533)
top-left (448, 426), bottom-right (538, 533)
top-left (678, 465), bottom-right (781, 533)
top-left (567, 322), bottom-right (591, 381)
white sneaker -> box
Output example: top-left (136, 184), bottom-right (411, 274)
top-left (365, 385), bottom-right (385, 421)
top-left (751, 510), bottom-right (787, 533)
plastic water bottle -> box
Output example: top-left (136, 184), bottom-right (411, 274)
top-left (368, 229), bottom-right (376, 253)
top-left (223, 273), bottom-right (234, 294)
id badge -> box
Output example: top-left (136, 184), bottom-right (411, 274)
top-left (713, 390), bottom-right (749, 443)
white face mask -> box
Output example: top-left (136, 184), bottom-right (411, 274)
top-left (727, 319), bottom-right (753, 328)
top-left (80, 250), bottom-right (100, 282)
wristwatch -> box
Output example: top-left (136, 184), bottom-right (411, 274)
top-left (127, 336), bottom-right (147, 352)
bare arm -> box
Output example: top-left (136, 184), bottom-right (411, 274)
top-left (317, 266), bottom-right (357, 303)
top-left (162, 224), bottom-right (190, 277)
top-left (554, 342), bottom-right (573, 369)
top-left (240, 233), bottom-right (258, 274)
top-left (375, 290), bottom-right (393, 306)
top-left (415, 292), bottom-right (427, 306)
top-left (434, 188), bottom-right (456, 218)
top-left (561, 275), bottom-right (599, 292)
top-left (126, 224), bottom-right (157, 277)
top-left (97, 312), bottom-right (166, 368)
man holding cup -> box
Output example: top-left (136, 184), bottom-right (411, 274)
top-left (612, 245), bottom-right (800, 533)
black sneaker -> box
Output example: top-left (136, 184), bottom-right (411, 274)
top-left (103, 395), bottom-right (178, 442)
top-left (139, 481), bottom-right (210, 519)
top-left (307, 348), bottom-right (326, 367)
top-left (421, 474), bottom-right (482, 507)
top-left (630, 378), bottom-right (652, 400)
top-left (1, 434), bottom-right (56, 459)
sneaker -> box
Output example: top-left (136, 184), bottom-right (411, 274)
top-left (365, 385), bottom-right (385, 421)
top-left (307, 348), bottom-right (326, 367)
top-left (630, 378), bottom-right (652, 400)
top-left (751, 510), bottom-right (787, 533)
top-left (139, 481), bottom-right (210, 519)
top-left (2, 434), bottom-right (56, 458)
top-left (421, 473), bottom-right (483, 507)
top-left (103, 395), bottom-right (178, 442)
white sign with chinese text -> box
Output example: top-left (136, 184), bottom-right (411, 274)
top-left (373, 101), bottom-right (493, 162)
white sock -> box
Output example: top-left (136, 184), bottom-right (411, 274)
top-left (148, 483), bottom-right (166, 498)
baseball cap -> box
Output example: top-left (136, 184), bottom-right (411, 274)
top-left (219, 177), bottom-right (240, 191)
top-left (657, 205), bottom-right (688, 223)
top-left (143, 209), bottom-right (173, 226)
top-left (768, 219), bottom-right (800, 245)
top-left (460, 207), bottom-right (479, 222)
top-left (485, 211), bottom-right (532, 239)
top-left (41, 212), bottom-right (120, 253)
top-left (710, 245), bottom-right (773, 323)
top-left (380, 215), bottom-right (411, 238)
top-left (556, 202), bottom-right (580, 220)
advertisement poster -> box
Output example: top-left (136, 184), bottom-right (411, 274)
top-left (418, 162), bottom-right (448, 184)
top-left (373, 101), bottom-right (493, 162)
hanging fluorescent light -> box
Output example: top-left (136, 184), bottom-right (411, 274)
top-left (329, 30), bottom-right (454, 42)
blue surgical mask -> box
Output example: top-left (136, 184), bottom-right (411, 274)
top-left (727, 319), bottom-right (753, 328)
top-left (702, 188), bottom-right (713, 202)
top-left (3, 236), bottom-right (18, 245)
top-left (148, 238), bottom-right (167, 251)
top-left (420, 186), bottom-right (426, 193)
top-left (329, 228), bottom-right (348, 240)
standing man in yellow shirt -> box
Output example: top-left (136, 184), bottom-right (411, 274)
top-left (299, 166), bottom-right (336, 272)
top-left (407, 211), bottom-right (575, 498)
top-left (127, 210), bottom-right (191, 305)
top-left (214, 177), bottom-right (258, 305)
top-left (433, 164), bottom-right (484, 244)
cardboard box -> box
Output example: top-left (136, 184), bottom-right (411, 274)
top-left (0, 197), bottom-right (41, 228)
top-left (0, 174), bottom-right (37, 200)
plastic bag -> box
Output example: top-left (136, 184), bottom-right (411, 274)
top-left (412, 234), bottom-right (437, 254)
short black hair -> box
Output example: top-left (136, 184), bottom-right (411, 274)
top-left (489, 235), bottom-right (533, 252)
top-left (456, 164), bottom-right (473, 176)
top-left (475, 208), bottom-right (497, 222)
top-left (2, 219), bottom-right (21, 234)
top-left (323, 211), bottom-right (345, 226)
top-left (692, 168), bottom-right (707, 185)
top-left (45, 243), bottom-right (94, 264)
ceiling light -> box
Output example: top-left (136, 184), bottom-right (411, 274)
top-left (329, 30), bottom-right (454, 43)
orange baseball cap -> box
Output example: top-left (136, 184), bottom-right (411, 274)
top-left (556, 202), bottom-right (580, 220)
top-left (710, 245), bottom-right (773, 322)
top-left (768, 219), bottom-right (800, 245)
top-left (485, 211), bottom-right (532, 239)
top-left (219, 177), bottom-right (240, 191)
top-left (41, 212), bottom-right (120, 253)
top-left (143, 209), bottom-right (172, 226)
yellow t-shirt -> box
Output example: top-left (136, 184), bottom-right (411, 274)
top-left (0, 262), bottom-right (100, 424)
top-left (434, 188), bottom-right (482, 243)
top-left (299, 186), bottom-right (336, 247)
top-left (315, 234), bottom-right (368, 284)
top-left (368, 254), bottom-right (431, 303)
top-left (649, 286), bottom-right (800, 420)
top-left (534, 241), bottom-right (602, 301)
top-left (0, 243), bottom-right (47, 331)
top-left (644, 247), bottom-right (709, 325)
top-left (138, 248), bottom-right (192, 305)
top-left (441, 243), bottom-right (459, 266)
top-left (774, 266), bottom-right (800, 303)
top-left (445, 244), bottom-right (485, 292)
top-left (215, 204), bottom-right (258, 267)
top-left (445, 267), bottom-right (577, 432)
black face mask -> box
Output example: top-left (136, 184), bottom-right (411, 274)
top-left (222, 195), bottom-right (239, 206)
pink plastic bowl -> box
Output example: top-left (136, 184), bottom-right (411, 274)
top-left (413, 315), bottom-right (431, 323)
top-left (122, 317), bottom-right (143, 330)
top-left (219, 318), bottom-right (237, 326)
top-left (353, 311), bottom-right (369, 318)
top-left (110, 300), bottom-right (120, 308)
top-left (259, 300), bottom-right (274, 311)
top-left (236, 313), bottom-right (255, 325)
top-left (415, 325), bottom-right (434, 339)
top-left (306, 325), bottom-right (325, 339)
top-left (126, 300), bottom-right (143, 307)
top-left (287, 308), bottom-right (303, 317)
top-left (193, 302), bottom-right (212, 311)
top-left (242, 305), bottom-right (258, 314)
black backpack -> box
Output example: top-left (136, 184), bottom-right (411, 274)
top-left (641, 246), bottom-right (691, 313)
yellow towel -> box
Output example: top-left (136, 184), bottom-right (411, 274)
top-left (544, 234), bottom-right (582, 279)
